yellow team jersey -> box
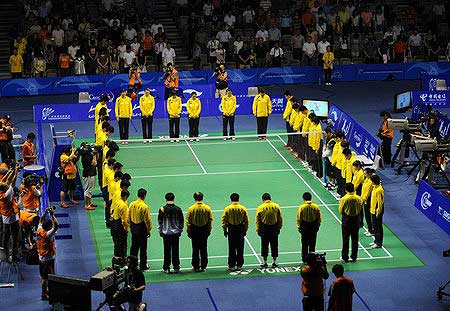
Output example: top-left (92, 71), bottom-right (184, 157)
top-left (361, 178), bottom-right (373, 202)
top-left (255, 200), bottom-right (283, 232)
top-left (115, 96), bottom-right (132, 118)
top-left (323, 52), bottom-right (335, 69)
top-left (111, 199), bottom-right (129, 231)
top-left (95, 102), bottom-right (108, 125)
top-left (283, 98), bottom-right (292, 121)
top-left (370, 185), bottom-right (384, 216)
top-left (186, 202), bottom-right (213, 231)
top-left (140, 94), bottom-right (155, 116)
top-left (129, 198), bottom-right (153, 233)
top-left (342, 153), bottom-right (356, 182)
top-left (221, 202), bottom-right (249, 231)
top-left (352, 169), bottom-right (365, 191)
top-left (167, 96), bottom-right (182, 118)
top-left (102, 166), bottom-right (113, 190)
top-left (339, 192), bottom-right (362, 217)
top-left (221, 95), bottom-right (237, 116)
top-left (308, 123), bottom-right (322, 151)
top-left (186, 98), bottom-right (201, 118)
top-left (252, 94), bottom-right (272, 117)
top-left (9, 54), bottom-right (23, 73)
top-left (297, 201), bottom-right (322, 230)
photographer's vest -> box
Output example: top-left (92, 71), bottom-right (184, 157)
top-left (0, 191), bottom-right (19, 217)
top-left (164, 69), bottom-right (179, 88)
top-left (21, 184), bottom-right (40, 211)
top-left (37, 227), bottom-right (56, 258)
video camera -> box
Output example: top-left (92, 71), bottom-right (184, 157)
top-left (414, 138), bottom-right (450, 153)
top-left (306, 252), bottom-right (327, 266)
top-left (387, 118), bottom-right (422, 132)
top-left (75, 142), bottom-right (101, 158)
top-left (22, 172), bottom-right (47, 188)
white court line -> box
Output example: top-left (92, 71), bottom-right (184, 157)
top-left (267, 137), bottom-right (374, 259)
top-left (149, 204), bottom-right (340, 216)
top-left (145, 256), bottom-right (393, 272)
top-left (119, 139), bottom-right (266, 149)
top-left (275, 135), bottom-right (394, 259)
top-left (132, 168), bottom-right (307, 179)
top-left (245, 236), bottom-right (263, 264)
top-left (184, 138), bottom-right (208, 174)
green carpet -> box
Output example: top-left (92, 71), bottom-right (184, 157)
top-left (79, 133), bottom-right (424, 283)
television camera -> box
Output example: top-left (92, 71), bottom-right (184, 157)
top-left (22, 172), bottom-right (47, 189)
top-left (75, 142), bottom-right (102, 158)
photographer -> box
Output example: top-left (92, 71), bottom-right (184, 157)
top-left (378, 111), bottom-right (394, 165)
top-left (0, 164), bottom-right (20, 262)
top-left (59, 146), bottom-right (79, 208)
top-left (212, 64), bottom-right (228, 98)
top-left (0, 114), bottom-right (15, 162)
top-left (80, 143), bottom-right (98, 210)
top-left (20, 172), bottom-right (42, 213)
top-left (164, 63), bottom-right (179, 100)
top-left (36, 207), bottom-right (59, 301)
top-left (125, 255), bottom-right (146, 311)
top-left (18, 209), bottom-right (40, 250)
top-left (301, 253), bottom-right (329, 311)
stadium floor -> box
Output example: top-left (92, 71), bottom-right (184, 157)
top-left (80, 133), bottom-right (423, 283)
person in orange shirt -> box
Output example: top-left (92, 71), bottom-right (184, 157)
top-left (20, 172), bottom-right (42, 213)
top-left (378, 111), bottom-right (394, 165)
top-left (58, 52), bottom-right (70, 76)
top-left (36, 208), bottom-right (59, 300)
top-left (393, 37), bottom-right (408, 63)
top-left (128, 65), bottom-right (142, 96)
top-left (22, 132), bottom-right (37, 166)
top-left (301, 253), bottom-right (329, 310)
top-left (142, 30), bottom-right (153, 57)
top-left (164, 63), bottom-right (179, 99)
top-left (19, 209), bottom-right (40, 249)
top-left (59, 146), bottom-right (79, 208)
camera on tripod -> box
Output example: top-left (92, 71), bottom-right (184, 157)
top-left (387, 118), bottom-right (422, 132)
top-left (75, 141), bottom-right (101, 158)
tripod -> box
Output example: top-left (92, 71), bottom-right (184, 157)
top-left (419, 151), bottom-right (450, 188)
top-left (391, 131), bottom-right (421, 174)
top-left (438, 279), bottom-right (450, 300)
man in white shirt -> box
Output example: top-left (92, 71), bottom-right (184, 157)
top-left (62, 17), bottom-right (73, 31)
top-left (131, 38), bottom-right (140, 54)
top-left (392, 21), bottom-right (404, 38)
top-left (317, 38), bottom-right (330, 66)
top-left (256, 26), bottom-right (269, 42)
top-left (52, 25), bottom-right (65, 51)
top-left (124, 25), bottom-right (137, 43)
top-left (242, 6), bottom-right (255, 27)
top-left (216, 27), bottom-right (232, 51)
top-left (207, 38), bottom-right (220, 69)
top-left (155, 38), bottom-right (166, 71)
top-left (270, 42), bottom-right (284, 67)
top-left (123, 45), bottom-right (136, 73)
top-left (67, 41), bottom-right (80, 63)
top-left (302, 37), bottom-right (317, 66)
top-left (151, 19), bottom-right (164, 37)
top-left (162, 43), bottom-right (176, 68)
top-left (408, 31), bottom-right (422, 57)
top-left (224, 12), bottom-right (236, 30)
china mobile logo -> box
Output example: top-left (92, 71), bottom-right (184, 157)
top-left (41, 108), bottom-right (55, 120)
top-left (420, 94), bottom-right (428, 101)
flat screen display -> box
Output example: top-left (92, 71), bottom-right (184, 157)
top-left (302, 99), bottom-right (330, 117)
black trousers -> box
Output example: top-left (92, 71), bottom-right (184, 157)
top-left (118, 118), bottom-right (130, 140)
top-left (111, 220), bottom-right (127, 259)
top-left (222, 115), bottom-right (235, 137)
top-left (341, 215), bottom-right (360, 261)
top-left (141, 116), bottom-right (153, 139)
top-left (2, 221), bottom-right (19, 260)
top-left (260, 224), bottom-right (279, 258)
top-left (163, 234), bottom-right (180, 270)
top-left (302, 296), bottom-right (324, 311)
top-left (169, 117), bottom-right (180, 138)
top-left (256, 117), bottom-right (268, 136)
top-left (97, 152), bottom-right (103, 188)
top-left (227, 224), bottom-right (245, 268)
top-left (286, 121), bottom-right (293, 147)
top-left (372, 213), bottom-right (384, 246)
top-left (130, 222), bottom-right (148, 270)
top-left (190, 225), bottom-right (209, 270)
top-left (0, 141), bottom-right (15, 162)
top-left (300, 221), bottom-right (319, 262)
top-left (188, 117), bottom-right (200, 138)
top-left (381, 137), bottom-right (392, 165)
top-left (324, 68), bottom-right (332, 84)
top-left (364, 199), bottom-right (374, 233)
top-left (311, 143), bottom-right (323, 178)
top-left (298, 135), bottom-right (307, 160)
top-left (102, 187), bottom-right (110, 222)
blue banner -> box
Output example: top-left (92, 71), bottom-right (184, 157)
top-left (421, 73), bottom-right (450, 91)
top-left (414, 181), bottom-right (450, 235)
top-left (412, 90), bottom-right (450, 108)
top-left (3, 62), bottom-right (450, 98)
top-left (411, 96), bottom-right (450, 139)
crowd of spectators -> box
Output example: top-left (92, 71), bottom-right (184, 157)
top-left (6, 0), bottom-right (450, 78)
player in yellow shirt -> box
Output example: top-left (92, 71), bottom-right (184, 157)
top-left (351, 160), bottom-right (365, 227)
top-left (167, 90), bottom-right (182, 142)
top-left (283, 91), bottom-right (293, 148)
top-left (115, 90), bottom-right (133, 143)
top-left (323, 45), bottom-right (335, 85)
top-left (255, 193), bottom-right (282, 268)
top-left (186, 91), bottom-right (202, 141)
top-left (221, 193), bottom-right (249, 271)
top-left (95, 94), bottom-right (110, 129)
top-left (139, 88), bottom-right (155, 143)
top-left (252, 89), bottom-right (272, 139)
top-left (299, 106), bottom-right (310, 161)
top-left (111, 190), bottom-right (130, 259)
top-left (186, 192), bottom-right (213, 272)
top-left (9, 49), bottom-right (23, 78)
top-left (308, 116), bottom-right (323, 178)
top-left (297, 192), bottom-right (321, 262)
top-left (129, 188), bottom-right (153, 270)
top-left (361, 168), bottom-right (375, 236)
top-left (369, 175), bottom-right (384, 249)
top-left (221, 88), bottom-right (237, 140)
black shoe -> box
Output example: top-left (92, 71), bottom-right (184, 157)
top-left (260, 263), bottom-right (268, 268)
top-left (162, 269), bottom-right (170, 274)
top-left (140, 266), bottom-right (149, 271)
top-left (340, 257), bottom-right (349, 263)
top-left (173, 269), bottom-right (180, 274)
top-left (349, 258), bottom-right (357, 262)
top-left (272, 263), bottom-right (279, 268)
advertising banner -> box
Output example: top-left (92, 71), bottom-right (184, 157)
top-left (411, 90), bottom-right (450, 108)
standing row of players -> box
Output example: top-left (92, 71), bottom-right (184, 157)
top-left (91, 92), bottom-right (385, 273)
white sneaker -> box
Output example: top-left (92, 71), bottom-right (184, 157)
top-left (121, 141), bottom-right (125, 145)
top-left (190, 139), bottom-right (193, 142)
top-left (231, 137), bottom-right (236, 140)
top-left (143, 140), bottom-right (147, 143)
top-left (364, 232), bottom-right (374, 237)
top-left (125, 141), bottom-right (128, 144)
top-left (224, 138), bottom-right (227, 141)
top-left (371, 244), bottom-right (381, 249)
top-left (196, 138), bottom-right (200, 142)
top-left (170, 140), bottom-right (174, 143)
top-left (369, 242), bottom-right (376, 246)
top-left (148, 140), bottom-right (152, 144)
top-left (176, 139), bottom-right (180, 143)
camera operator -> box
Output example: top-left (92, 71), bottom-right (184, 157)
top-left (0, 114), bottom-right (15, 162)
top-left (378, 111), bottom-right (394, 165)
top-left (125, 255), bottom-right (146, 311)
top-left (80, 143), bottom-right (98, 210)
top-left (59, 146), bottom-right (79, 208)
top-left (164, 63), bottom-right (179, 100)
top-left (212, 64), bottom-right (228, 98)
top-left (18, 209), bottom-right (40, 250)
top-left (328, 264), bottom-right (355, 311)
top-left (20, 172), bottom-right (42, 213)
top-left (425, 114), bottom-right (441, 142)
top-left (37, 207), bottom-right (59, 300)
top-left (301, 253), bottom-right (329, 311)
top-left (0, 164), bottom-right (20, 262)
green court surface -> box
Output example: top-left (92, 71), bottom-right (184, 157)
top-left (81, 133), bottom-right (424, 283)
